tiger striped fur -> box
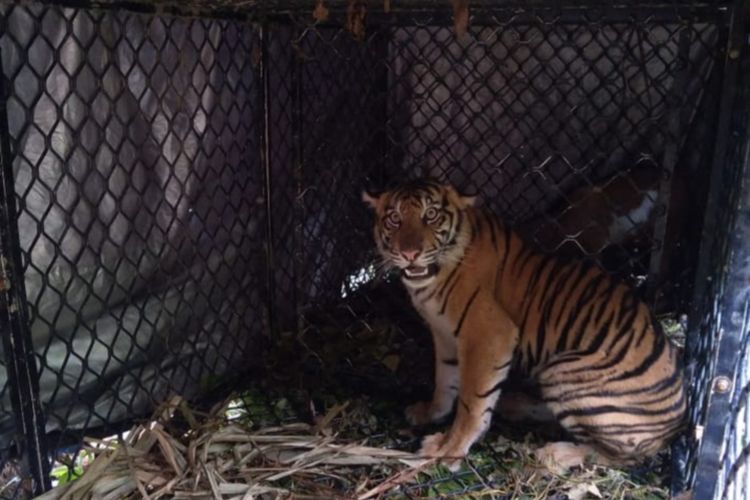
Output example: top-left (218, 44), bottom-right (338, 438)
top-left (362, 178), bottom-right (686, 470)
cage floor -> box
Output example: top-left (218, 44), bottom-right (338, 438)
top-left (38, 381), bottom-right (672, 500)
top-left (34, 281), bottom-right (681, 499)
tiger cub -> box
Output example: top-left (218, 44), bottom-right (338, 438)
top-left (362, 178), bottom-right (685, 470)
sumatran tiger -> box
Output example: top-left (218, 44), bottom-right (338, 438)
top-left (362, 178), bottom-right (685, 470)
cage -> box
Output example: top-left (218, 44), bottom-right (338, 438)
top-left (0, 0), bottom-right (748, 498)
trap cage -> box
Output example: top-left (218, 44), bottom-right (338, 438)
top-left (0, 0), bottom-right (748, 498)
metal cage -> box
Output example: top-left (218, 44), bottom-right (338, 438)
top-left (0, 0), bottom-right (748, 498)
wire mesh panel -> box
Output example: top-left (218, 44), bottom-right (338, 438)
top-left (260, 2), bottom-right (733, 496)
top-left (267, 4), bottom-right (727, 322)
top-left (685, 13), bottom-right (750, 497)
top-left (0, 0), bottom-right (746, 497)
top-left (722, 325), bottom-right (750, 500)
top-left (0, 0), bottom-right (268, 490)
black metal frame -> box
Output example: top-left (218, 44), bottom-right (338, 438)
top-left (0, 50), bottom-right (50, 496)
top-left (688, 3), bottom-right (750, 496)
top-left (0, 1), bottom-right (746, 497)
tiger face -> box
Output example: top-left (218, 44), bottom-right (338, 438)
top-left (362, 179), bottom-right (475, 286)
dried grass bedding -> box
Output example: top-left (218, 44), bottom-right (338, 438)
top-left (37, 308), bottom-right (680, 499)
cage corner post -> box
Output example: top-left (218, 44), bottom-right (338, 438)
top-left (690, 3), bottom-right (750, 497)
top-left (646, 25), bottom-right (691, 305)
top-left (259, 16), bottom-right (278, 339)
top-left (291, 20), bottom-right (304, 339)
top-left (0, 54), bottom-right (51, 495)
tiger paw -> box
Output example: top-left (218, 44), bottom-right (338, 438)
top-left (405, 401), bottom-right (436, 426)
top-left (418, 432), bottom-right (447, 456)
top-left (534, 442), bottom-right (610, 474)
top-left (419, 433), bottom-right (464, 471)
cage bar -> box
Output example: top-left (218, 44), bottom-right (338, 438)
top-left (0, 49), bottom-right (50, 495)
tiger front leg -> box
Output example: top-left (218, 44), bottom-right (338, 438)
top-left (418, 301), bottom-right (517, 470)
top-left (406, 328), bottom-right (459, 425)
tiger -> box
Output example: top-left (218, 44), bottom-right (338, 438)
top-left (362, 177), bottom-right (686, 471)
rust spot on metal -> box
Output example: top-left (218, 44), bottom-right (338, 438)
top-left (0, 256), bottom-right (10, 293)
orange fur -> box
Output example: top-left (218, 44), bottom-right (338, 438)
top-left (363, 178), bottom-right (686, 470)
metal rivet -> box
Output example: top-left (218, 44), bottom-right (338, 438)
top-left (694, 425), bottom-right (704, 441)
top-left (713, 376), bottom-right (732, 394)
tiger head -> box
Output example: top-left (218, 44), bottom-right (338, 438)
top-left (362, 178), bottom-right (476, 285)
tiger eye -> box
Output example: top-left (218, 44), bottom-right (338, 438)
top-left (386, 211), bottom-right (401, 228)
top-left (424, 207), bottom-right (439, 222)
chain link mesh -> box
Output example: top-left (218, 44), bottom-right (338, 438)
top-left (0, 0), bottom-right (744, 497)
top-left (0, 1), bottom-right (267, 491)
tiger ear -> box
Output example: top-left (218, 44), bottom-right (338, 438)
top-left (362, 190), bottom-right (380, 209)
top-left (447, 185), bottom-right (477, 208)
top-left (460, 195), bottom-right (477, 207)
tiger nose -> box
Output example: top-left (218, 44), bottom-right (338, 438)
top-left (401, 249), bottom-right (421, 262)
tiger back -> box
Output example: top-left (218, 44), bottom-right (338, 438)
top-left (363, 178), bottom-right (686, 470)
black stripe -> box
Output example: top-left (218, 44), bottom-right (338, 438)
top-left (616, 302), bottom-right (640, 339)
top-left (494, 360), bottom-right (511, 371)
top-left (567, 274), bottom-right (607, 349)
top-left (468, 212), bottom-right (478, 242)
top-left (500, 224), bottom-right (513, 272)
top-left (567, 413), bottom-right (685, 433)
top-left (616, 290), bottom-right (637, 325)
top-left (568, 304), bottom-right (597, 351)
top-left (513, 245), bottom-right (537, 278)
top-left (535, 262), bottom-right (580, 363)
top-left (460, 398), bottom-right (470, 413)
top-left (518, 297), bottom-right (534, 335)
top-left (454, 287), bottom-right (481, 337)
top-left (593, 280), bottom-right (619, 324)
top-left (534, 311), bottom-right (550, 365)
top-left (454, 209), bottom-right (463, 235)
top-left (554, 268), bottom-right (595, 353)
top-left (553, 261), bottom-right (590, 331)
top-left (582, 310), bottom-right (616, 354)
top-left (553, 360), bottom-right (671, 404)
top-left (563, 322), bottom-right (638, 375)
top-left (536, 263), bottom-right (562, 362)
top-left (639, 381), bottom-right (685, 407)
top-left (437, 259), bottom-right (463, 298)
top-left (477, 379), bottom-right (504, 398)
top-left (524, 342), bottom-right (535, 372)
top-left (442, 358), bottom-right (459, 366)
top-left (541, 353), bottom-right (584, 373)
top-left (522, 255), bottom-right (555, 301)
top-left (556, 394), bottom-right (685, 421)
top-left (609, 333), bottom-right (667, 382)
top-left (536, 257), bottom-right (567, 310)
top-left (439, 279), bottom-right (461, 315)
top-left (571, 421), bottom-right (683, 437)
top-left (484, 210), bottom-right (498, 250)
top-left (546, 264), bottom-right (580, 319)
top-left (493, 227), bottom-right (514, 298)
top-left (635, 427), bottom-right (685, 453)
top-left (424, 257), bottom-right (462, 304)
top-left (542, 359), bottom-right (683, 402)
top-left (635, 318), bottom-right (653, 348)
